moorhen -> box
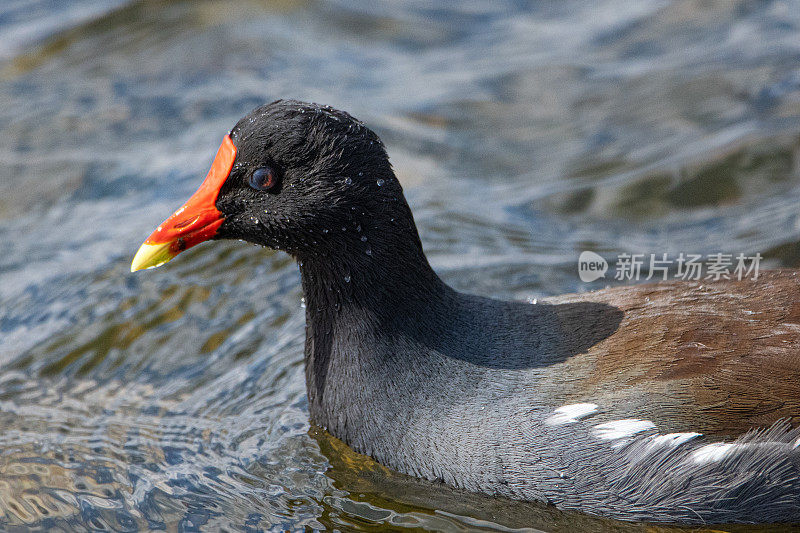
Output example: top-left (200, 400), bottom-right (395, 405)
top-left (132, 100), bottom-right (800, 524)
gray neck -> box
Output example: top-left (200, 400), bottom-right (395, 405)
top-left (297, 222), bottom-right (453, 428)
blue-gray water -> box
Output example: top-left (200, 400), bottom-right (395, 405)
top-left (1, 1), bottom-right (800, 531)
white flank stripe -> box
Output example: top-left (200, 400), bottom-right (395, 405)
top-left (545, 403), bottom-right (599, 425)
top-left (691, 443), bottom-right (736, 463)
top-left (649, 432), bottom-right (702, 448)
top-left (593, 419), bottom-right (656, 440)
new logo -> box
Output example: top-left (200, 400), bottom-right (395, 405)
top-left (578, 251), bottom-right (608, 282)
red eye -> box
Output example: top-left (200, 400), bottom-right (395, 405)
top-left (249, 166), bottom-right (277, 191)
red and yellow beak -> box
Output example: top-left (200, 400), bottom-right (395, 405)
top-left (131, 135), bottom-right (237, 272)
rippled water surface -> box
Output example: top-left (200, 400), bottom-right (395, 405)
top-left (2, 1), bottom-right (800, 531)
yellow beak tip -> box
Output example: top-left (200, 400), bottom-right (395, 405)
top-left (130, 242), bottom-right (175, 272)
